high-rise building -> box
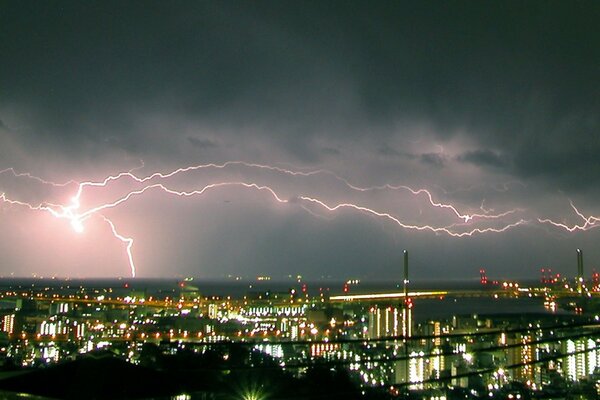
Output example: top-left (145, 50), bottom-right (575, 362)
top-left (394, 351), bottom-right (425, 388)
top-left (508, 334), bottom-right (536, 383)
top-left (2, 314), bottom-right (15, 334)
top-left (563, 338), bottom-right (599, 381)
top-left (433, 321), bottom-right (441, 346)
top-left (367, 306), bottom-right (400, 339)
top-left (208, 303), bottom-right (218, 319)
top-left (429, 347), bottom-right (445, 380)
top-left (367, 305), bottom-right (411, 339)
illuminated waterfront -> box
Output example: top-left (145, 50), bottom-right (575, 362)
top-left (0, 274), bottom-right (596, 399)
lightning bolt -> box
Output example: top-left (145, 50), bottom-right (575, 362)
top-left (101, 216), bottom-right (136, 277)
top-left (71, 160), bottom-right (520, 223)
top-left (298, 196), bottom-right (527, 237)
top-left (336, 184), bottom-right (522, 223)
top-left (0, 167), bottom-right (78, 188)
top-left (538, 200), bottom-right (600, 232)
top-left (0, 161), bottom-right (535, 277)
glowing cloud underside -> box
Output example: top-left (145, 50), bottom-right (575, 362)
top-left (0, 162), bottom-right (595, 277)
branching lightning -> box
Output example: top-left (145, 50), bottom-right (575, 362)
top-left (0, 167), bottom-right (77, 188)
top-left (2, 161), bottom-right (589, 277)
top-left (297, 196), bottom-right (527, 237)
top-left (71, 161), bottom-right (520, 222)
top-left (538, 200), bottom-right (600, 232)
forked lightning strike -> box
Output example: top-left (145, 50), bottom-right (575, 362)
top-left (3, 161), bottom-right (519, 224)
top-left (2, 161), bottom-right (589, 277)
top-left (101, 216), bottom-right (136, 277)
top-left (298, 196), bottom-right (528, 237)
top-left (538, 201), bottom-right (600, 232)
top-left (0, 168), bottom-right (77, 188)
top-left (69, 161), bottom-right (519, 223)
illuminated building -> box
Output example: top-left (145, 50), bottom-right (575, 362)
top-left (243, 303), bottom-right (306, 318)
top-left (563, 338), bottom-right (599, 381)
top-left (50, 302), bottom-right (69, 315)
top-left (41, 344), bottom-right (59, 362)
top-left (367, 305), bottom-right (401, 339)
top-left (2, 314), bottom-right (15, 334)
top-left (429, 347), bottom-right (445, 380)
top-left (75, 321), bottom-right (86, 338)
top-left (256, 343), bottom-right (284, 359)
top-left (40, 320), bottom-right (61, 336)
top-left (521, 335), bottom-right (535, 383)
top-left (239, 302), bottom-right (307, 338)
top-left (365, 305), bottom-right (412, 340)
top-left (433, 321), bottom-right (441, 346)
top-left (409, 351), bottom-right (425, 389)
top-left (508, 334), bottom-right (535, 382)
top-left (290, 323), bottom-right (299, 340)
top-left (395, 351), bottom-right (425, 388)
top-left (208, 303), bottom-right (218, 319)
top-left (310, 342), bottom-right (339, 359)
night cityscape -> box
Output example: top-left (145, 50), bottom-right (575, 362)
top-left (0, 255), bottom-right (599, 399)
top-left (1, 1), bottom-right (599, 399)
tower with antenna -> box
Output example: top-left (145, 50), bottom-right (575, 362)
top-left (402, 250), bottom-right (412, 338)
top-left (402, 249), bottom-right (410, 385)
top-left (403, 250), bottom-right (409, 300)
top-left (577, 249), bottom-right (584, 294)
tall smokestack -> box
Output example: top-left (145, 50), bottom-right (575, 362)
top-left (403, 250), bottom-right (409, 298)
top-left (402, 249), bottom-right (410, 383)
top-left (577, 248), bottom-right (584, 293)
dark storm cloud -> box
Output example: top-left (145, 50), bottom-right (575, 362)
top-left (0, 1), bottom-right (597, 171)
top-left (377, 145), bottom-right (403, 158)
top-left (457, 150), bottom-right (508, 169)
top-left (321, 147), bottom-right (341, 156)
top-left (420, 153), bottom-right (446, 169)
top-left (187, 137), bottom-right (219, 150)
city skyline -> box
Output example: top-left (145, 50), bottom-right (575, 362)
top-left (0, 270), bottom-right (596, 399)
top-left (1, 2), bottom-right (599, 279)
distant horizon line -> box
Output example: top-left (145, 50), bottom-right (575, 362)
top-left (0, 275), bottom-right (550, 283)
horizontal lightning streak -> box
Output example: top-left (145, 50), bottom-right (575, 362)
top-left (4, 160), bottom-right (524, 229)
top-left (79, 182), bottom-right (289, 219)
top-left (4, 161), bottom-right (590, 278)
top-left (538, 200), bottom-right (600, 232)
top-left (72, 161), bottom-right (519, 223)
top-left (298, 196), bottom-right (527, 237)
top-left (0, 168), bottom-right (77, 187)
top-left (342, 183), bottom-right (521, 222)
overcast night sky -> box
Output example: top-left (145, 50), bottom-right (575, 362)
top-left (0, 1), bottom-right (599, 280)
